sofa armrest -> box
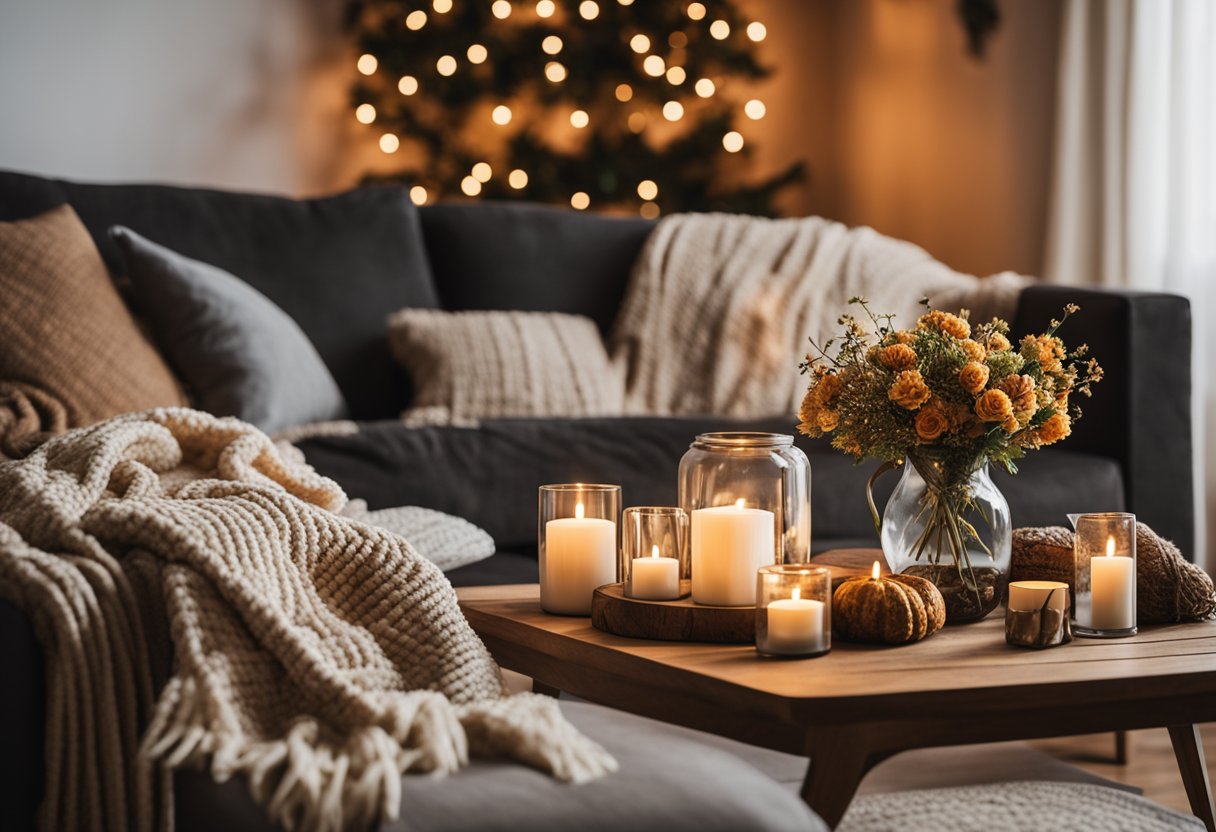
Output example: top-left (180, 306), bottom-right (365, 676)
top-left (1012, 284), bottom-right (1194, 557)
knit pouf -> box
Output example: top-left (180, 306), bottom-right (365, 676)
top-left (839, 781), bottom-right (1204, 832)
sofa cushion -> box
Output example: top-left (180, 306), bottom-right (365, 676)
top-left (110, 227), bottom-right (348, 432)
top-left (419, 202), bottom-right (653, 334)
top-left (294, 417), bottom-right (1125, 551)
top-left (0, 169), bottom-right (439, 420)
top-left (0, 205), bottom-right (187, 428)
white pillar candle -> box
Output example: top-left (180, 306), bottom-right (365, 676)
top-left (1008, 580), bottom-right (1070, 613)
top-left (1090, 536), bottom-right (1135, 630)
top-left (542, 503), bottom-right (617, 615)
top-left (630, 545), bottom-right (680, 600)
top-left (765, 588), bottom-right (827, 654)
top-left (691, 499), bottom-right (775, 606)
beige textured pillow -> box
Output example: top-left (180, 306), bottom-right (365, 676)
top-left (388, 309), bottom-right (624, 423)
top-left (0, 205), bottom-right (187, 429)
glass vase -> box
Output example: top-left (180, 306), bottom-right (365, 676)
top-left (876, 449), bottom-right (1012, 623)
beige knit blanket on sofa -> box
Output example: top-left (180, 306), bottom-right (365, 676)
top-left (611, 214), bottom-right (1030, 417)
top-left (0, 408), bottom-right (614, 831)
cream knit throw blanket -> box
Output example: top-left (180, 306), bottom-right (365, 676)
top-left (0, 408), bottom-right (614, 831)
top-left (611, 213), bottom-right (1030, 417)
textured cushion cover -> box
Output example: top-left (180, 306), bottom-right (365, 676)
top-left (388, 309), bottom-right (624, 423)
top-left (419, 202), bottom-right (653, 334)
top-left (0, 205), bottom-right (186, 425)
top-left (0, 169), bottom-right (439, 419)
top-left (341, 500), bottom-right (495, 572)
top-left (110, 227), bottom-right (348, 432)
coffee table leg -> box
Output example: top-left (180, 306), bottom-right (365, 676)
top-left (1169, 724), bottom-right (1215, 832)
top-left (801, 728), bottom-right (875, 829)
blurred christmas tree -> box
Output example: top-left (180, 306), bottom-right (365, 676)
top-left (346, 0), bottom-right (805, 216)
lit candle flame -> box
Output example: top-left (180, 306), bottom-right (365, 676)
top-left (791, 587), bottom-right (801, 601)
top-left (735, 498), bottom-right (746, 509)
top-left (651, 544), bottom-right (660, 559)
top-left (871, 561), bottom-right (881, 580)
top-left (1105, 535), bottom-right (1115, 557)
top-left (575, 502), bottom-right (585, 520)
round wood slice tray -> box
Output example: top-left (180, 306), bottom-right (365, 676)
top-left (591, 582), bottom-right (755, 643)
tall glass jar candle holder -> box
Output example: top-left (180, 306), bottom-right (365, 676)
top-left (1072, 512), bottom-right (1137, 638)
top-left (538, 484), bottom-right (621, 616)
top-left (679, 433), bottom-right (811, 606)
top-left (621, 507), bottom-right (688, 601)
top-left (755, 565), bottom-right (831, 657)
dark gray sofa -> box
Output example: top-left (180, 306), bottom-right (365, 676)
top-left (0, 171), bottom-right (1194, 829)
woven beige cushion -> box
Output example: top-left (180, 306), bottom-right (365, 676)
top-left (388, 308), bottom-right (624, 423)
top-left (0, 205), bottom-right (186, 431)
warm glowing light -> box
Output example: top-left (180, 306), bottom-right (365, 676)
top-left (709, 19), bottom-right (730, 39)
top-left (579, 0), bottom-right (599, 19)
top-left (747, 21), bottom-right (767, 42)
top-left (627, 111), bottom-right (647, 133)
top-left (651, 544), bottom-right (660, 559)
top-left (542, 35), bottom-right (563, 54)
top-left (694, 78), bottom-right (715, 97)
top-left (378, 133), bottom-right (400, 153)
top-left (492, 0), bottom-right (512, 19)
top-left (472, 162), bottom-right (492, 182)
top-left (666, 66), bottom-right (686, 85)
top-left (619, 0), bottom-right (634, 5)
top-left (433, 0), bottom-right (453, 11)
top-left (409, 185), bottom-right (428, 205)
top-left (575, 502), bottom-right (586, 519)
top-left (744, 98), bottom-right (766, 120)
top-left (355, 103), bottom-right (376, 124)
top-left (491, 104), bottom-right (513, 125)
top-left (436, 55), bottom-right (457, 76)
top-left (643, 55), bottom-right (665, 77)
top-left (637, 179), bottom-right (658, 200)
top-left (630, 34), bottom-right (651, 53)
top-left (723, 130), bottom-right (744, 152)
top-left (662, 100), bottom-right (684, 121)
top-left (571, 192), bottom-right (590, 210)
top-left (461, 175), bottom-right (482, 196)
top-left (406, 10), bottom-right (428, 29)
top-left (640, 201), bottom-right (660, 219)
top-left (1106, 536), bottom-right (1116, 557)
top-left (669, 31), bottom-right (688, 49)
top-left (467, 43), bottom-right (488, 64)
top-left (545, 61), bottom-right (567, 82)
top-left (615, 83), bottom-right (634, 102)
top-left (536, 0), bottom-right (555, 17)
top-left (871, 561), bottom-right (881, 580)
top-left (356, 53), bottom-right (378, 75)
top-left (791, 587), bottom-right (802, 601)
top-left (398, 75), bottom-right (419, 95)
top-left (508, 168), bottom-right (529, 189)
top-left (687, 2), bottom-right (706, 21)
top-left (570, 109), bottom-right (589, 128)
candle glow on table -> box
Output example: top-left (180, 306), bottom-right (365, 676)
top-left (764, 587), bottom-right (827, 654)
top-left (691, 498), bottom-right (775, 606)
top-left (542, 502), bottom-right (617, 615)
top-left (1089, 535), bottom-right (1136, 631)
top-left (630, 544), bottom-right (680, 600)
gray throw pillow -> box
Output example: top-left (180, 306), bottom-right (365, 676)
top-left (110, 226), bottom-right (348, 433)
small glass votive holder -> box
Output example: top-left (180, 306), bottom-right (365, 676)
top-left (1072, 512), bottom-right (1137, 638)
top-left (755, 565), bottom-right (831, 657)
top-left (621, 506), bottom-right (689, 601)
top-left (538, 484), bottom-right (621, 616)
top-left (1006, 581), bottom-right (1072, 649)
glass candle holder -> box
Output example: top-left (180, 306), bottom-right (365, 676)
top-left (679, 432), bottom-right (812, 606)
top-left (755, 565), bottom-right (831, 657)
top-left (1072, 512), bottom-right (1137, 638)
top-left (538, 484), bottom-right (621, 616)
top-left (621, 506), bottom-right (688, 601)
top-left (1005, 580), bottom-right (1072, 649)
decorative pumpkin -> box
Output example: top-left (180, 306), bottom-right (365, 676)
top-left (833, 564), bottom-right (947, 645)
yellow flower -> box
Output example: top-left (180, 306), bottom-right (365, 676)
top-left (888, 369), bottom-right (931, 410)
top-left (960, 339), bottom-right (986, 362)
top-left (797, 387), bottom-right (819, 437)
top-left (997, 374), bottom-right (1037, 420)
top-left (817, 410), bottom-right (840, 432)
top-left (975, 389), bottom-right (1014, 423)
top-left (959, 361), bottom-right (990, 395)
top-left (1001, 415), bottom-right (1020, 433)
top-left (879, 343), bottom-right (918, 371)
top-left (1021, 334), bottom-right (1065, 374)
top-left (988, 332), bottom-right (1011, 352)
top-left (917, 309), bottom-right (971, 340)
top-left (816, 371), bottom-right (842, 406)
top-left (915, 405), bottom-right (950, 442)
top-left (1038, 411), bottom-right (1071, 445)
top-left (895, 330), bottom-right (917, 345)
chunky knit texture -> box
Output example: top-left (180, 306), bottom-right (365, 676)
top-left (0, 408), bottom-right (614, 831)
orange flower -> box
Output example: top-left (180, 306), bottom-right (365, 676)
top-left (1021, 334), bottom-right (1065, 374)
top-left (959, 361), bottom-right (990, 395)
top-left (975, 389), bottom-right (1014, 423)
top-left (817, 410), bottom-right (840, 432)
top-left (960, 339), bottom-right (986, 362)
top-left (797, 387), bottom-right (819, 436)
top-left (915, 405), bottom-right (950, 442)
top-left (988, 332), bottom-right (1011, 352)
top-left (879, 343), bottom-right (918, 371)
top-left (888, 369), bottom-right (931, 410)
top-left (894, 330), bottom-right (917, 345)
top-left (1001, 415), bottom-right (1020, 433)
top-left (997, 374), bottom-right (1037, 419)
top-left (918, 310), bottom-right (971, 340)
top-left (816, 371), bottom-right (842, 405)
top-left (1038, 411), bottom-right (1072, 444)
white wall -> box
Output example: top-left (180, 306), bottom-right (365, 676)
top-left (0, 0), bottom-right (356, 196)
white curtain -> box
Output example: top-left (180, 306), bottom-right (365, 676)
top-left (1044, 0), bottom-right (1216, 569)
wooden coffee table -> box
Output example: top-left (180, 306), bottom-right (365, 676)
top-left (458, 551), bottom-right (1216, 829)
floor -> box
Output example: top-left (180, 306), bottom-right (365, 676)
top-left (1032, 725), bottom-right (1216, 814)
